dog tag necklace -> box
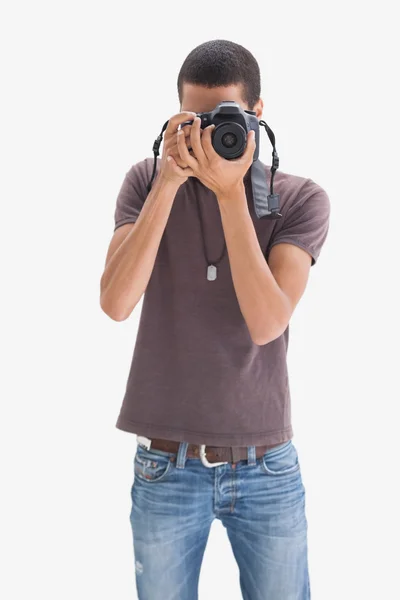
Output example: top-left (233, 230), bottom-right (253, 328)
top-left (195, 196), bottom-right (227, 281)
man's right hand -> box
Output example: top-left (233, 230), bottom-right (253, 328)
top-left (159, 111), bottom-right (202, 185)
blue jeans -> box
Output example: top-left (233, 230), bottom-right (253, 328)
top-left (130, 439), bottom-right (310, 599)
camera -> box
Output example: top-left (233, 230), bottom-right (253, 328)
top-left (180, 101), bottom-right (259, 161)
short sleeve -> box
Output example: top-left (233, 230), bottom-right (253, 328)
top-left (266, 179), bottom-right (331, 266)
top-left (113, 158), bottom-right (150, 231)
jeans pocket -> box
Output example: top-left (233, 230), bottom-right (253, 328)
top-left (260, 440), bottom-right (301, 476)
top-left (134, 445), bottom-right (174, 483)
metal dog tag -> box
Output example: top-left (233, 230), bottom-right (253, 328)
top-left (207, 265), bottom-right (217, 281)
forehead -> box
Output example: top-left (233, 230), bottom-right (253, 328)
top-left (181, 82), bottom-right (247, 112)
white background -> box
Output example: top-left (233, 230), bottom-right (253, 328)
top-left (1, 1), bottom-right (399, 598)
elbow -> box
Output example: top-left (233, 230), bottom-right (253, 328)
top-left (251, 299), bottom-right (292, 345)
top-left (100, 294), bottom-right (133, 322)
top-left (99, 276), bottom-right (138, 321)
top-left (250, 319), bottom-right (289, 346)
top-left (252, 334), bottom-right (273, 346)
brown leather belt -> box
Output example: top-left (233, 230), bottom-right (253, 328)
top-left (145, 438), bottom-right (283, 465)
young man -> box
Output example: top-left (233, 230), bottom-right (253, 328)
top-left (100, 39), bottom-right (330, 600)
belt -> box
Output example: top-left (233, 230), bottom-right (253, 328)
top-left (141, 437), bottom-right (283, 468)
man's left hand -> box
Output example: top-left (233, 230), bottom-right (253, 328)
top-left (171, 116), bottom-right (256, 197)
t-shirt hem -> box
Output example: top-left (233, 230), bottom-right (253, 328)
top-left (115, 415), bottom-right (293, 447)
top-left (114, 217), bottom-right (138, 231)
top-left (268, 238), bottom-right (318, 266)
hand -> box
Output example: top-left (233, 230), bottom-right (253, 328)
top-left (169, 116), bottom-right (256, 196)
top-left (159, 111), bottom-right (200, 185)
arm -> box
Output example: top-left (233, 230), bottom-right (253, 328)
top-left (100, 112), bottom-right (200, 322)
top-left (100, 174), bottom-right (180, 321)
top-left (217, 183), bottom-right (312, 345)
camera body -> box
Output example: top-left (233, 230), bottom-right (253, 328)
top-left (180, 100), bottom-right (259, 161)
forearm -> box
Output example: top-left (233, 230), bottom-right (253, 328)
top-left (101, 175), bottom-right (180, 321)
top-left (217, 183), bottom-right (291, 345)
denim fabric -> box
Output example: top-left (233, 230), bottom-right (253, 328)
top-left (130, 439), bottom-right (310, 599)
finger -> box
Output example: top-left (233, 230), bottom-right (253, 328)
top-left (177, 128), bottom-right (197, 168)
top-left (168, 130), bottom-right (193, 150)
top-left (169, 136), bottom-right (194, 167)
top-left (167, 155), bottom-right (195, 177)
top-left (180, 123), bottom-right (193, 136)
top-left (190, 117), bottom-right (206, 163)
top-left (181, 125), bottom-right (196, 153)
top-left (200, 124), bottom-right (217, 161)
top-left (165, 111), bottom-right (197, 137)
top-left (182, 122), bottom-right (203, 153)
top-left (243, 130), bottom-right (256, 162)
top-left (172, 154), bottom-right (189, 169)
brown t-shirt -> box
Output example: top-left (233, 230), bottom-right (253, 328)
top-left (112, 157), bottom-right (330, 446)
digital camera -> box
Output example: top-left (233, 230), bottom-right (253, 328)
top-left (180, 100), bottom-right (259, 161)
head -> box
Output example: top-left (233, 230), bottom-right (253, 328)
top-left (177, 39), bottom-right (264, 119)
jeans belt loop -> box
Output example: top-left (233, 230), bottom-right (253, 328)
top-left (247, 445), bottom-right (257, 466)
top-left (176, 442), bottom-right (189, 469)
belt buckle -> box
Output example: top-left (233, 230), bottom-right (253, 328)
top-left (199, 444), bottom-right (229, 468)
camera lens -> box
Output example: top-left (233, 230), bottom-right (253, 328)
top-left (221, 132), bottom-right (237, 148)
top-left (212, 122), bottom-right (246, 159)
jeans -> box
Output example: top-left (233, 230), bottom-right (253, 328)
top-left (129, 439), bottom-right (310, 599)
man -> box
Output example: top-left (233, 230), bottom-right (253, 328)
top-left (100, 39), bottom-right (330, 600)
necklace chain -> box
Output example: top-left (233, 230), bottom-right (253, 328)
top-left (195, 195), bottom-right (227, 275)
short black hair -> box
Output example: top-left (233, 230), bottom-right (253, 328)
top-left (177, 39), bottom-right (261, 110)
